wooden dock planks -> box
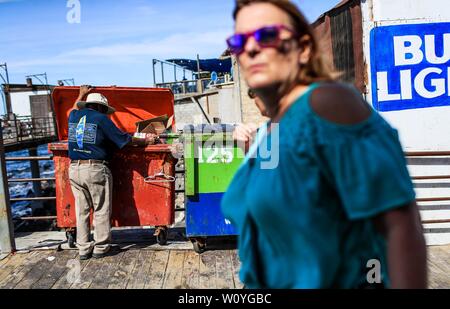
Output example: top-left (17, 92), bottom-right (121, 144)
top-left (108, 249), bottom-right (140, 289)
top-left (181, 250), bottom-right (200, 289)
top-left (126, 250), bottom-right (154, 289)
top-left (89, 251), bottom-right (125, 289)
top-left (32, 250), bottom-right (77, 289)
top-left (144, 250), bottom-right (170, 289)
top-left (199, 251), bottom-right (217, 289)
top-left (1, 245), bottom-right (448, 289)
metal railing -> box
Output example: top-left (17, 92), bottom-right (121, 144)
top-left (1, 116), bottom-right (56, 145)
top-left (6, 156), bottom-right (56, 223)
top-left (4, 150), bottom-right (450, 226)
top-left (156, 76), bottom-right (233, 96)
top-left (156, 78), bottom-right (211, 95)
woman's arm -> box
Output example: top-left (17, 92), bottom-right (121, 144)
top-left (373, 203), bottom-right (427, 289)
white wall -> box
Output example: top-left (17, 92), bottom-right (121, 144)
top-left (9, 90), bottom-right (50, 117)
top-left (362, 0), bottom-right (450, 151)
top-left (217, 85), bottom-right (241, 124)
top-left (371, 0), bottom-right (450, 22)
top-left (361, 0), bottom-right (450, 245)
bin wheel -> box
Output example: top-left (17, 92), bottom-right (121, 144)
top-left (192, 239), bottom-right (206, 254)
top-left (66, 230), bottom-right (76, 249)
top-left (156, 228), bottom-right (168, 246)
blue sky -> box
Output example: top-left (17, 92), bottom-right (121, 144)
top-left (0, 0), bottom-right (340, 94)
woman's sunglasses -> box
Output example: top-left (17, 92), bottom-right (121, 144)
top-left (226, 25), bottom-right (297, 55)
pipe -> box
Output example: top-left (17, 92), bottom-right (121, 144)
top-left (422, 219), bottom-right (450, 224)
top-left (412, 175), bottom-right (450, 180)
top-left (416, 197), bottom-right (450, 202)
top-left (5, 156), bottom-right (53, 161)
top-left (10, 197), bottom-right (56, 202)
top-left (8, 178), bottom-right (56, 183)
top-left (18, 216), bottom-right (57, 221)
top-left (406, 151), bottom-right (450, 157)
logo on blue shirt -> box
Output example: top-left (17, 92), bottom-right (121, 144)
top-left (76, 116), bottom-right (86, 149)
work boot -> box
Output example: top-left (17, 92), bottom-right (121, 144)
top-left (79, 252), bottom-right (92, 261)
top-left (92, 246), bottom-right (121, 259)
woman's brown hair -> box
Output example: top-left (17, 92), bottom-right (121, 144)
top-left (233, 0), bottom-right (336, 84)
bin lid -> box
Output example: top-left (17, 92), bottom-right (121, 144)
top-left (183, 124), bottom-right (236, 133)
top-left (52, 86), bottom-right (175, 140)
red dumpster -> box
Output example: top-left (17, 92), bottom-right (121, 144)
top-left (49, 86), bottom-right (177, 246)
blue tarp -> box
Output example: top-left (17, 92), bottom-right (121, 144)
top-left (166, 58), bottom-right (232, 74)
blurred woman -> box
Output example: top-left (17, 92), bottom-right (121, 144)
top-left (221, 0), bottom-right (427, 289)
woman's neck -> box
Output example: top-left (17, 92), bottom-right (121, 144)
top-left (258, 84), bottom-right (310, 123)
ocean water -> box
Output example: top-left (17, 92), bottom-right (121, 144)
top-left (5, 144), bottom-right (55, 219)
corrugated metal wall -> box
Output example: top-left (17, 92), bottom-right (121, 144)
top-left (330, 7), bottom-right (355, 84)
top-left (313, 0), bottom-right (365, 93)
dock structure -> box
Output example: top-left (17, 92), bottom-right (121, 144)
top-left (1, 112), bottom-right (57, 153)
top-left (0, 229), bottom-right (449, 289)
top-left (1, 82), bottom-right (58, 152)
top-left (0, 229), bottom-right (244, 289)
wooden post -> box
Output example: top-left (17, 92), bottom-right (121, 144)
top-left (0, 121), bottom-right (16, 254)
top-left (3, 86), bottom-right (12, 115)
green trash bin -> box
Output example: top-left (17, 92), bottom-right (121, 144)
top-left (183, 124), bottom-right (245, 253)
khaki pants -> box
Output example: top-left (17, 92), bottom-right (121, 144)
top-left (69, 162), bottom-right (113, 256)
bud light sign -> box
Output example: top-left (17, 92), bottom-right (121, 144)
top-left (370, 23), bottom-right (450, 112)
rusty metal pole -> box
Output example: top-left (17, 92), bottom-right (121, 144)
top-left (0, 121), bottom-right (16, 254)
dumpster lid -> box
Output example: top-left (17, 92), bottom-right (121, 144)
top-left (183, 124), bottom-right (236, 134)
top-left (52, 86), bottom-right (175, 140)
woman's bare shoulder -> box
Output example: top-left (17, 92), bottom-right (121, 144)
top-left (309, 82), bottom-right (372, 125)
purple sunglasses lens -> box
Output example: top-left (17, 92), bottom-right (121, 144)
top-left (254, 27), bottom-right (280, 44)
top-left (227, 26), bottom-right (287, 54)
top-left (227, 34), bottom-right (246, 53)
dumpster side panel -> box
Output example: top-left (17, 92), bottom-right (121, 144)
top-left (185, 137), bottom-right (245, 195)
top-left (111, 149), bottom-right (175, 227)
top-left (196, 146), bottom-right (244, 194)
top-left (184, 135), bottom-right (243, 237)
top-left (52, 148), bottom-right (76, 228)
top-left (186, 193), bottom-right (237, 236)
top-left (50, 144), bottom-right (175, 229)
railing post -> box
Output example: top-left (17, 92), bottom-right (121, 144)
top-left (14, 116), bottom-right (19, 143)
top-left (29, 148), bottom-right (42, 197)
top-left (0, 121), bottom-right (16, 254)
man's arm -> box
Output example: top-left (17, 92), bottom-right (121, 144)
top-left (71, 85), bottom-right (93, 111)
top-left (129, 133), bottom-right (158, 147)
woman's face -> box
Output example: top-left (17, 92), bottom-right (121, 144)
top-left (235, 3), bottom-right (306, 91)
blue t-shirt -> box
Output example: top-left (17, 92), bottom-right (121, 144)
top-left (221, 83), bottom-right (416, 289)
top-left (68, 108), bottom-right (132, 161)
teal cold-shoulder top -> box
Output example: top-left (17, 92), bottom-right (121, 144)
top-left (220, 83), bottom-right (416, 288)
